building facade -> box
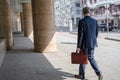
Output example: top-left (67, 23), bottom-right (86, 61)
top-left (55, 0), bottom-right (71, 27)
top-left (55, 0), bottom-right (82, 28)
top-left (55, 0), bottom-right (120, 29)
top-left (71, 0), bottom-right (83, 27)
top-left (85, 0), bottom-right (120, 29)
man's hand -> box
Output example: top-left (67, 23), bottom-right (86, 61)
top-left (76, 48), bottom-right (81, 53)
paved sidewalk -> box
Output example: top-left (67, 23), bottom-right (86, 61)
top-left (104, 33), bottom-right (120, 41)
top-left (0, 33), bottom-right (62, 80)
top-left (0, 32), bottom-right (120, 80)
top-left (70, 31), bottom-right (120, 42)
top-left (65, 27), bottom-right (120, 41)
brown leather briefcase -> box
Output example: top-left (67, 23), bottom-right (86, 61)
top-left (71, 51), bottom-right (88, 64)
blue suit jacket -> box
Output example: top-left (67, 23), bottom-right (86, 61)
top-left (77, 16), bottom-right (98, 51)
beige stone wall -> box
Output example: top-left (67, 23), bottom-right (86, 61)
top-left (1, 0), bottom-right (13, 49)
top-left (32, 0), bottom-right (57, 53)
top-left (0, 0), bottom-right (6, 66)
top-left (0, 0), bottom-right (4, 38)
top-left (0, 39), bottom-right (6, 68)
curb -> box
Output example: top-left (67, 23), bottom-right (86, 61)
top-left (105, 37), bottom-right (120, 42)
top-left (69, 32), bottom-right (77, 35)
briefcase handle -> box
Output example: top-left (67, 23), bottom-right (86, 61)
top-left (76, 50), bottom-right (82, 54)
top-left (76, 50), bottom-right (87, 54)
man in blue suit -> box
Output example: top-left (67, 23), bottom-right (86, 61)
top-left (75, 7), bottom-right (103, 80)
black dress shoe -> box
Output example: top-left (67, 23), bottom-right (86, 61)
top-left (75, 74), bottom-right (83, 79)
top-left (74, 75), bottom-right (87, 80)
top-left (98, 74), bottom-right (103, 80)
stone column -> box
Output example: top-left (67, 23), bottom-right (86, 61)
top-left (1, 0), bottom-right (13, 49)
top-left (20, 12), bottom-right (24, 32)
top-left (0, 0), bottom-right (3, 38)
top-left (23, 3), bottom-right (33, 37)
top-left (0, 0), bottom-right (5, 38)
top-left (32, 0), bottom-right (57, 53)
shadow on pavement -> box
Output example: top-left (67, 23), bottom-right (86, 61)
top-left (61, 42), bottom-right (77, 45)
top-left (0, 32), bottom-right (74, 80)
top-left (56, 68), bottom-right (75, 79)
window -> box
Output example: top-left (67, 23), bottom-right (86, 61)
top-left (75, 3), bottom-right (80, 7)
top-left (94, 0), bottom-right (96, 3)
top-left (90, 0), bottom-right (92, 4)
top-left (118, 5), bottom-right (120, 11)
top-left (76, 10), bottom-right (80, 14)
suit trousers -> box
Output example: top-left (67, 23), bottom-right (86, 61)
top-left (79, 48), bottom-right (101, 79)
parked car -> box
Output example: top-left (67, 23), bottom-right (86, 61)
top-left (98, 23), bottom-right (113, 31)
